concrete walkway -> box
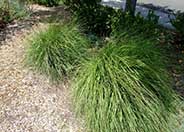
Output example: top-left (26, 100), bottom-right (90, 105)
top-left (101, 0), bottom-right (175, 29)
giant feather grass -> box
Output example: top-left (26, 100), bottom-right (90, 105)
top-left (73, 37), bottom-right (179, 132)
top-left (25, 23), bottom-right (89, 81)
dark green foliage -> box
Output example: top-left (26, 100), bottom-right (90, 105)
top-left (111, 11), bottom-right (160, 39)
top-left (73, 36), bottom-right (179, 132)
top-left (171, 11), bottom-right (184, 36)
top-left (64, 0), bottom-right (118, 37)
top-left (170, 12), bottom-right (184, 48)
top-left (64, 0), bottom-right (161, 38)
top-left (63, 0), bottom-right (101, 12)
top-left (25, 23), bottom-right (89, 81)
top-left (31, 0), bottom-right (60, 6)
top-left (76, 5), bottom-right (116, 37)
top-left (147, 10), bottom-right (159, 24)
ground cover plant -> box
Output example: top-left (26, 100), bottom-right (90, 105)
top-left (25, 23), bottom-right (89, 81)
top-left (73, 35), bottom-right (179, 132)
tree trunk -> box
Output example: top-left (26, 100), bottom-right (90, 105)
top-left (125, 0), bottom-right (137, 16)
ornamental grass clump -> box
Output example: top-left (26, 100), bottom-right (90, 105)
top-left (25, 23), bottom-right (89, 81)
top-left (73, 37), bottom-right (179, 132)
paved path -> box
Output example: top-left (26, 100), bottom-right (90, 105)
top-left (102, 0), bottom-right (175, 29)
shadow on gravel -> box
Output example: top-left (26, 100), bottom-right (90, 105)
top-left (32, 6), bottom-right (71, 23)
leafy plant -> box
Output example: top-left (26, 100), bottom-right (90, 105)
top-left (25, 23), bottom-right (89, 81)
top-left (63, 0), bottom-right (101, 12)
top-left (111, 11), bottom-right (161, 40)
top-left (76, 5), bottom-right (116, 37)
top-left (147, 10), bottom-right (159, 24)
top-left (64, 0), bottom-right (162, 38)
top-left (169, 12), bottom-right (184, 52)
top-left (73, 36), bottom-right (179, 132)
top-left (170, 11), bottom-right (184, 49)
top-left (64, 0), bottom-right (118, 37)
top-left (171, 11), bottom-right (184, 36)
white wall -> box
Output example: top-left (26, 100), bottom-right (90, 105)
top-left (103, 0), bottom-right (184, 11)
top-left (139, 0), bottom-right (184, 11)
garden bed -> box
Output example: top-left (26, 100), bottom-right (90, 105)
top-left (0, 1), bottom-right (184, 132)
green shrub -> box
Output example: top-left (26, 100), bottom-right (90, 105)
top-left (64, 0), bottom-right (161, 37)
top-left (111, 11), bottom-right (161, 40)
top-left (64, 0), bottom-right (161, 38)
top-left (63, 0), bottom-right (101, 12)
top-left (171, 11), bottom-right (184, 36)
top-left (25, 23), bottom-right (89, 81)
top-left (30, 0), bottom-right (60, 6)
top-left (170, 12), bottom-right (184, 48)
top-left (64, 0), bottom-right (118, 37)
top-left (77, 5), bottom-right (116, 37)
top-left (73, 36), bottom-right (179, 132)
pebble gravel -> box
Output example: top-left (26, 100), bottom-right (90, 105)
top-left (0, 5), bottom-right (83, 132)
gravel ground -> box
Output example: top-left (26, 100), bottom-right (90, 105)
top-left (0, 5), bottom-right (83, 132)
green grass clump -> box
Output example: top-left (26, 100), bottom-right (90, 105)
top-left (73, 37), bottom-right (179, 132)
top-left (25, 23), bottom-right (89, 81)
